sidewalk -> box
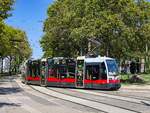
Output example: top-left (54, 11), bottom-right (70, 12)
top-left (121, 84), bottom-right (150, 90)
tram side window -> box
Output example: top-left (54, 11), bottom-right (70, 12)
top-left (37, 61), bottom-right (41, 76)
top-left (58, 65), bottom-right (67, 79)
top-left (32, 62), bottom-right (40, 77)
top-left (28, 61), bottom-right (32, 76)
top-left (100, 62), bottom-right (107, 80)
top-left (77, 60), bottom-right (84, 70)
top-left (41, 61), bottom-right (46, 76)
top-left (48, 64), bottom-right (58, 78)
top-left (67, 59), bottom-right (76, 79)
top-left (85, 65), bottom-right (99, 80)
top-left (92, 65), bottom-right (99, 80)
top-left (32, 63), bottom-right (37, 77)
top-left (77, 60), bottom-right (84, 76)
top-left (47, 59), bottom-right (56, 78)
top-left (68, 65), bottom-right (75, 78)
top-left (86, 65), bottom-right (92, 80)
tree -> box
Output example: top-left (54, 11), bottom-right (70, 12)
top-left (0, 0), bottom-right (14, 21)
top-left (0, 24), bottom-right (32, 74)
top-left (41, 0), bottom-right (150, 62)
top-left (0, 0), bottom-right (32, 74)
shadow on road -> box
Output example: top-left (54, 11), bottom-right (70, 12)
top-left (0, 87), bottom-right (23, 95)
top-left (0, 102), bottom-right (20, 108)
top-left (141, 101), bottom-right (150, 106)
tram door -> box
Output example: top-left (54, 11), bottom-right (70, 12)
top-left (86, 64), bottom-right (100, 88)
top-left (40, 61), bottom-right (47, 86)
top-left (76, 60), bottom-right (84, 88)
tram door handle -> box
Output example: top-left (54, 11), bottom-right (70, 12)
top-left (61, 75), bottom-right (65, 79)
top-left (92, 76), bottom-right (96, 80)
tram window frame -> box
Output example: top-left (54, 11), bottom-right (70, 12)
top-left (67, 65), bottom-right (76, 79)
top-left (77, 60), bottom-right (84, 69)
top-left (37, 60), bottom-right (41, 76)
top-left (47, 60), bottom-right (58, 78)
top-left (67, 59), bottom-right (76, 79)
top-left (85, 65), bottom-right (92, 80)
top-left (100, 62), bottom-right (107, 80)
top-left (27, 61), bottom-right (32, 76)
top-left (85, 65), bottom-right (100, 80)
top-left (32, 62), bottom-right (36, 77)
top-left (32, 61), bottom-right (41, 77)
top-left (58, 65), bottom-right (67, 79)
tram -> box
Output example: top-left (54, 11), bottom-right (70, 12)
top-left (22, 55), bottom-right (121, 90)
top-left (76, 56), bottom-right (120, 89)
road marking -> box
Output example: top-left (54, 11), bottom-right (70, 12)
top-left (31, 85), bottom-right (137, 113)
top-left (121, 89), bottom-right (150, 93)
top-left (69, 89), bottom-right (150, 104)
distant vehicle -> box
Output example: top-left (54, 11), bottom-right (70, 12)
top-left (22, 55), bottom-right (121, 90)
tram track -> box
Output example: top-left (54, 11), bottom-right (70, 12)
top-left (95, 90), bottom-right (150, 102)
top-left (49, 89), bottom-right (149, 113)
top-left (10, 78), bottom-right (103, 113)
top-left (11, 77), bottom-right (150, 113)
top-left (51, 87), bottom-right (150, 105)
top-left (67, 88), bottom-right (150, 105)
top-left (29, 85), bottom-right (139, 113)
top-left (29, 86), bottom-right (107, 113)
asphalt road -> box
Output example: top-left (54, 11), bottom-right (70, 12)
top-left (0, 76), bottom-right (150, 113)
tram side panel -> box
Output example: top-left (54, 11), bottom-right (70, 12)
top-left (46, 59), bottom-right (60, 87)
top-left (90, 62), bottom-right (109, 89)
top-left (25, 60), bottom-right (41, 85)
top-left (46, 59), bottom-right (76, 88)
top-left (83, 60), bottom-right (121, 90)
top-left (84, 63), bottom-right (108, 89)
top-left (59, 60), bottom-right (76, 88)
top-left (23, 57), bottom-right (121, 90)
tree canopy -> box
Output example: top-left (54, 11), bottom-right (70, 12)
top-left (0, 0), bottom-right (14, 21)
top-left (41, 0), bottom-right (150, 60)
top-left (0, 0), bottom-right (32, 67)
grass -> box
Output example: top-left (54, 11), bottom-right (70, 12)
top-left (139, 74), bottom-right (150, 84)
top-left (120, 73), bottom-right (150, 85)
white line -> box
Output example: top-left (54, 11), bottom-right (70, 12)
top-left (70, 89), bottom-right (150, 104)
top-left (31, 85), bottom-right (136, 113)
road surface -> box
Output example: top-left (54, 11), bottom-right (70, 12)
top-left (0, 76), bottom-right (150, 113)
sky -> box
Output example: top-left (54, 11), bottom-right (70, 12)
top-left (5, 0), bottom-right (54, 59)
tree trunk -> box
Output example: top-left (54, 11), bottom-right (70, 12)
top-left (9, 56), bottom-right (12, 76)
top-left (1, 57), bottom-right (3, 74)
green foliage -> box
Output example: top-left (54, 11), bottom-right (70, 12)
top-left (0, 0), bottom-right (31, 61)
top-left (121, 73), bottom-right (150, 85)
top-left (41, 0), bottom-right (150, 60)
top-left (0, 0), bottom-right (14, 21)
top-left (0, 24), bottom-right (32, 59)
top-left (0, 0), bottom-right (32, 74)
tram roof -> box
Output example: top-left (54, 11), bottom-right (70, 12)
top-left (77, 56), bottom-right (114, 63)
top-left (53, 57), bottom-right (64, 60)
top-left (41, 58), bottom-right (47, 62)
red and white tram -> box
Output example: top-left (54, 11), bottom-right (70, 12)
top-left (22, 55), bottom-right (121, 90)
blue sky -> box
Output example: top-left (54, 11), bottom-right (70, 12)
top-left (5, 0), bottom-right (54, 59)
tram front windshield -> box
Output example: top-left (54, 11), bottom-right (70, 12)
top-left (106, 60), bottom-right (118, 76)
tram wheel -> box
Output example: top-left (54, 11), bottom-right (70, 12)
top-left (40, 81), bottom-right (47, 87)
top-left (24, 80), bottom-right (29, 85)
top-left (110, 87), bottom-right (120, 91)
